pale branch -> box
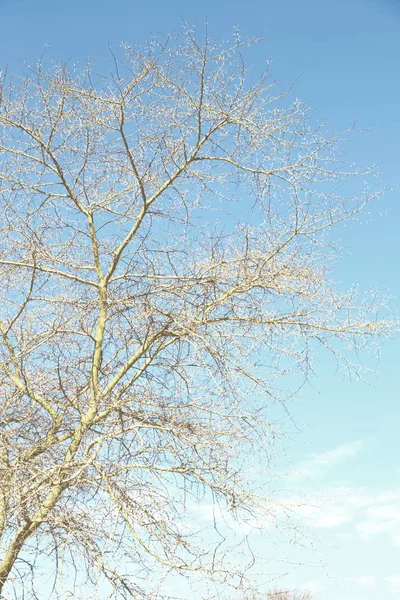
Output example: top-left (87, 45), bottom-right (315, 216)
top-left (0, 29), bottom-right (395, 600)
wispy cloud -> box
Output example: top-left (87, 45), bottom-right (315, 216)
top-left (353, 575), bottom-right (376, 586)
top-left (286, 440), bottom-right (365, 481)
top-left (280, 484), bottom-right (400, 543)
top-left (385, 576), bottom-right (400, 590)
top-left (355, 496), bottom-right (400, 543)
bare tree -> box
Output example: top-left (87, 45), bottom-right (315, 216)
top-left (0, 27), bottom-right (394, 599)
top-left (266, 590), bottom-right (314, 600)
top-left (232, 586), bottom-right (315, 599)
top-left (233, 589), bottom-right (314, 600)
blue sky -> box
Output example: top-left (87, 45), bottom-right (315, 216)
top-left (1, 0), bottom-right (399, 598)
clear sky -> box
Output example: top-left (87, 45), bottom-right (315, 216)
top-left (1, 0), bottom-right (399, 598)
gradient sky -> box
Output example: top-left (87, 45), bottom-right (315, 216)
top-left (0, 1), bottom-right (399, 598)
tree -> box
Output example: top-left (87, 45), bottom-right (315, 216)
top-left (235, 589), bottom-right (315, 600)
top-left (0, 27), bottom-right (393, 599)
top-left (233, 590), bottom-right (315, 600)
top-left (266, 591), bottom-right (314, 600)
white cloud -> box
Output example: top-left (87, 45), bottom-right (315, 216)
top-left (356, 518), bottom-right (399, 539)
top-left (280, 485), bottom-right (366, 530)
top-left (303, 579), bottom-right (326, 594)
top-left (364, 504), bottom-right (400, 521)
top-left (353, 575), bottom-right (376, 586)
top-left (352, 498), bottom-right (400, 544)
top-left (279, 483), bottom-right (400, 546)
top-left (335, 531), bottom-right (354, 541)
top-left (385, 576), bottom-right (400, 589)
top-left (287, 440), bottom-right (364, 481)
top-left (312, 511), bottom-right (351, 529)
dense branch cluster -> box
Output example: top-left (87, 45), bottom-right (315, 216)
top-left (0, 28), bottom-right (392, 599)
